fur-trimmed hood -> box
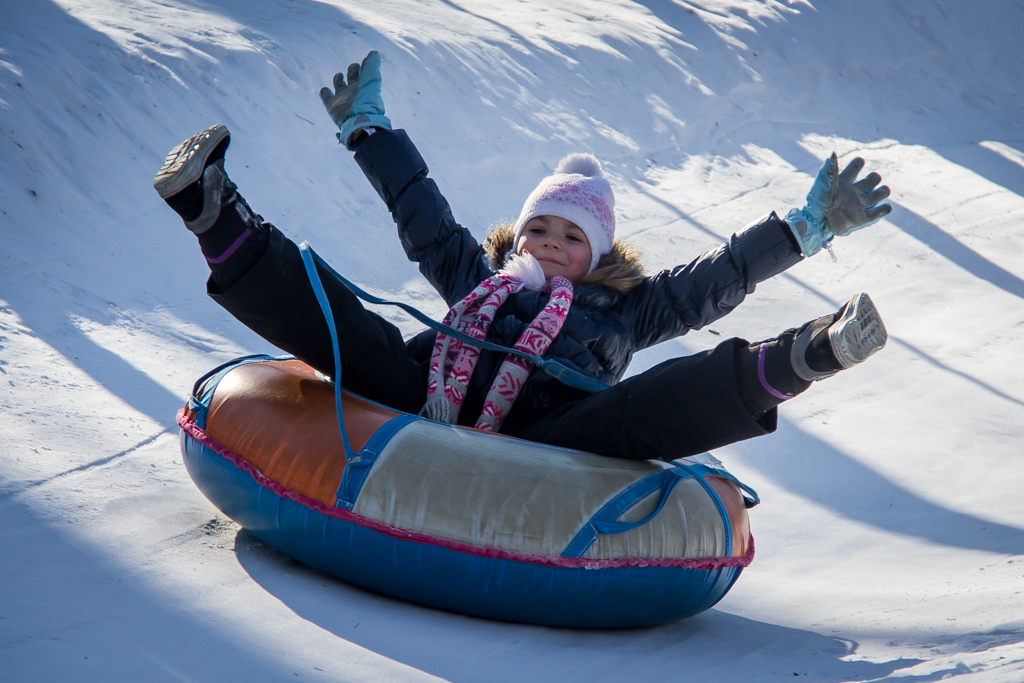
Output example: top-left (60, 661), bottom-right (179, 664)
top-left (483, 222), bottom-right (646, 293)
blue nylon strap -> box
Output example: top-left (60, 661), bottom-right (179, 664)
top-left (189, 353), bottom-right (280, 410)
top-left (717, 470), bottom-right (760, 508)
top-left (671, 462), bottom-right (733, 557)
top-left (561, 468), bottom-right (693, 558)
top-left (592, 470), bottom-right (687, 536)
top-left (680, 461), bottom-right (760, 509)
top-left (335, 413), bottom-right (418, 509)
top-left (188, 353), bottom-right (285, 429)
top-left (297, 242), bottom-right (611, 394)
top-left (299, 244), bottom-right (356, 459)
top-left (561, 460), bottom-right (749, 559)
top-left (299, 243), bottom-right (426, 508)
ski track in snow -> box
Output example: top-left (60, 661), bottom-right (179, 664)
top-left (2, 0), bottom-right (1024, 680)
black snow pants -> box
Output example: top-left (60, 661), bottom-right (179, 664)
top-left (208, 227), bottom-right (775, 462)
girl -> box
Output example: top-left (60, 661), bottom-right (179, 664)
top-left (153, 52), bottom-right (890, 461)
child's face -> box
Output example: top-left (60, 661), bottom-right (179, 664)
top-left (516, 215), bottom-right (592, 283)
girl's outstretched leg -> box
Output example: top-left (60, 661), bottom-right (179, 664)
top-left (736, 292), bottom-right (887, 418)
top-left (154, 125), bottom-right (429, 413)
top-left (517, 293), bottom-right (887, 461)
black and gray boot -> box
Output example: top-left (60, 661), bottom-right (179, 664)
top-left (154, 124), bottom-right (267, 286)
top-left (791, 292), bottom-right (888, 381)
top-left (736, 292), bottom-right (887, 419)
top-left (153, 124), bottom-right (232, 233)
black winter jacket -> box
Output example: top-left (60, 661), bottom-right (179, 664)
top-left (354, 130), bottom-right (803, 435)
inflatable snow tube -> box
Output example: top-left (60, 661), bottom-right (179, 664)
top-left (178, 355), bottom-right (757, 628)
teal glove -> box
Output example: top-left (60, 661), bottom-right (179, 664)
top-left (319, 51), bottom-right (392, 150)
top-left (786, 153), bottom-right (892, 258)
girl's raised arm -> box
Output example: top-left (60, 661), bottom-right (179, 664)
top-left (626, 212), bottom-right (802, 350)
top-left (626, 153), bottom-right (892, 349)
top-left (320, 53), bottom-right (493, 305)
top-left (353, 129), bottom-right (493, 305)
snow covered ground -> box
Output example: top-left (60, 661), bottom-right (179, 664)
top-left (3, 0), bottom-right (1024, 680)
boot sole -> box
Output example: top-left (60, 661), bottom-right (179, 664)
top-left (153, 124), bottom-right (230, 199)
top-left (829, 292), bottom-right (887, 369)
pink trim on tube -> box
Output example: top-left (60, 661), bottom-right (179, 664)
top-left (178, 408), bottom-right (754, 571)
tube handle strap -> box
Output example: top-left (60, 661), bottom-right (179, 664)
top-left (562, 467), bottom-right (692, 558)
top-left (187, 353), bottom-right (287, 429)
top-left (298, 242), bottom-right (610, 394)
top-left (561, 460), bottom-right (753, 559)
top-left (678, 460), bottom-right (760, 509)
top-left (299, 243), bottom-right (356, 459)
top-left (299, 243), bottom-right (423, 509)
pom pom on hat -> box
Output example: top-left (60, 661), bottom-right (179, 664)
top-left (555, 153), bottom-right (604, 177)
top-left (512, 153), bottom-right (616, 274)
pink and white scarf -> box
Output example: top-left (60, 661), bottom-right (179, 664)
top-left (421, 252), bottom-right (573, 432)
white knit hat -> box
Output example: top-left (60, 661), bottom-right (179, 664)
top-left (512, 153), bottom-right (616, 273)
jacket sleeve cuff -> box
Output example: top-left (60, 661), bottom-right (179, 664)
top-left (730, 211), bottom-right (804, 288)
top-left (353, 129), bottom-right (428, 211)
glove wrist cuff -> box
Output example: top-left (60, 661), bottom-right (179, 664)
top-left (340, 114), bottom-right (392, 150)
top-left (785, 207), bottom-right (833, 258)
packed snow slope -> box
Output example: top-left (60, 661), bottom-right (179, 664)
top-left (2, 0), bottom-right (1024, 680)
